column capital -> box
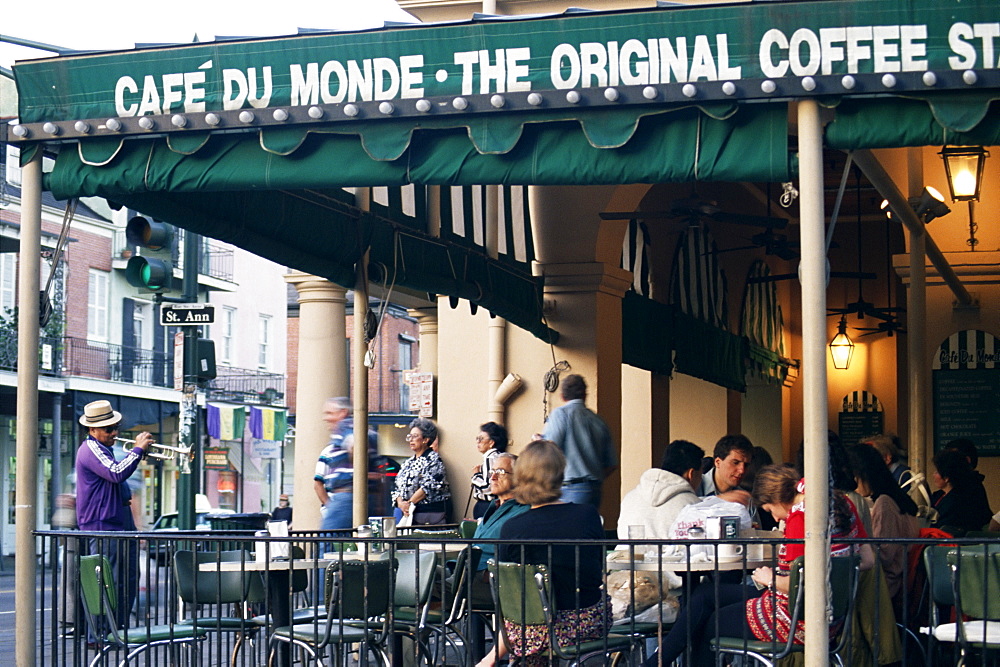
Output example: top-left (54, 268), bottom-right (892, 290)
top-left (284, 271), bottom-right (348, 304)
top-left (532, 261), bottom-right (633, 299)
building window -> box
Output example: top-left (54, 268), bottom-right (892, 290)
top-left (221, 307), bottom-right (235, 363)
top-left (87, 269), bottom-right (109, 341)
top-left (0, 253), bottom-right (15, 316)
top-left (258, 314), bottom-right (271, 369)
top-left (4, 145), bottom-right (21, 187)
top-left (398, 337), bottom-right (413, 370)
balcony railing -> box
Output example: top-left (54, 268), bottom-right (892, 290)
top-left (62, 336), bottom-right (174, 387)
top-left (205, 365), bottom-right (286, 406)
top-left (0, 334), bottom-right (64, 376)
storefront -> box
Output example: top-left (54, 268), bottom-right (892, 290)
top-left (10, 0), bottom-right (1000, 659)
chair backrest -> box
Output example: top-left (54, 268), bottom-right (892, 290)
top-left (393, 550), bottom-right (438, 608)
top-left (460, 520), bottom-right (478, 539)
top-left (174, 550), bottom-right (262, 605)
top-left (828, 555), bottom-right (860, 621)
top-left (79, 554), bottom-right (117, 630)
top-left (324, 558), bottom-right (395, 620)
top-left (949, 545), bottom-right (1000, 622)
top-left (488, 560), bottom-right (549, 627)
top-left (924, 544), bottom-right (955, 607)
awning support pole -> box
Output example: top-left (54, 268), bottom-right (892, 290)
top-left (797, 99), bottom-right (831, 667)
top-left (353, 188), bottom-right (371, 527)
top-left (16, 150), bottom-right (42, 667)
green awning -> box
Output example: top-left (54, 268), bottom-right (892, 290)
top-left (622, 292), bottom-right (747, 392)
top-left (825, 93), bottom-right (1000, 149)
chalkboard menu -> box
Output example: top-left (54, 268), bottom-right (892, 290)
top-left (838, 390), bottom-right (884, 446)
top-left (932, 329), bottom-right (1000, 455)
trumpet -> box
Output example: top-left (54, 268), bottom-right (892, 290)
top-left (116, 437), bottom-right (191, 461)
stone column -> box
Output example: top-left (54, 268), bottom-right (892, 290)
top-left (285, 272), bottom-right (348, 530)
top-left (408, 308), bottom-right (439, 375)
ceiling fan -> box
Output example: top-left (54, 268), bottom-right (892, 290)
top-left (855, 315), bottom-right (906, 337)
top-left (828, 166), bottom-right (905, 324)
top-left (600, 194), bottom-right (788, 230)
top-left (715, 229), bottom-right (799, 260)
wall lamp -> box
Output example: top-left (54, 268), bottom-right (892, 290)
top-left (940, 145), bottom-right (989, 250)
top-left (829, 315), bottom-right (855, 370)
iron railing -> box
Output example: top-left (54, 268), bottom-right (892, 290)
top-left (205, 365), bottom-right (286, 406)
top-left (62, 335), bottom-right (174, 387)
top-left (29, 530), bottom-right (996, 666)
top-left (0, 334), bottom-right (64, 376)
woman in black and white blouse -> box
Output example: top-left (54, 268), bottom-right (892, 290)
top-left (470, 421), bottom-right (508, 519)
top-left (393, 417), bottom-right (452, 525)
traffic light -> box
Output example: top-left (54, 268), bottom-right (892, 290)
top-left (124, 216), bottom-right (174, 291)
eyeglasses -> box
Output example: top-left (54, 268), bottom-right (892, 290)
top-left (405, 433), bottom-right (423, 441)
top-left (489, 469), bottom-right (510, 478)
top-left (101, 425), bottom-right (121, 434)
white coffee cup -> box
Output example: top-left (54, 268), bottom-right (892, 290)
top-left (713, 543), bottom-right (744, 561)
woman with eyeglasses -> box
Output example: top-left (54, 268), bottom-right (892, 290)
top-left (477, 440), bottom-right (608, 667)
top-left (469, 422), bottom-right (509, 519)
top-left (393, 417), bottom-right (452, 525)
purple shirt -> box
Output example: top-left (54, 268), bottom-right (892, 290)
top-left (75, 436), bottom-right (143, 531)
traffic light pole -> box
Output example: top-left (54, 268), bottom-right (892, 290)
top-left (177, 233), bottom-right (201, 530)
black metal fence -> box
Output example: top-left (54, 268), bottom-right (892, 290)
top-left (30, 530), bottom-right (1000, 666)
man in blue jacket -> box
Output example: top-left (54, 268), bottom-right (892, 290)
top-left (76, 400), bottom-right (151, 633)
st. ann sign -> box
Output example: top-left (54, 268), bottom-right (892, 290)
top-left (161, 304), bottom-right (215, 325)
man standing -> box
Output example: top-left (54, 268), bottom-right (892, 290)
top-left (75, 399), bottom-right (151, 631)
top-left (542, 374), bottom-right (617, 509)
top-left (314, 397), bottom-right (355, 532)
top-left (698, 434), bottom-right (753, 497)
top-left (271, 494), bottom-right (293, 525)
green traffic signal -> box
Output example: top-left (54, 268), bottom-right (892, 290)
top-left (125, 256), bottom-right (172, 290)
top-left (124, 216), bottom-right (174, 291)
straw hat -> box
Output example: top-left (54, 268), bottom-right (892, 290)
top-left (79, 400), bottom-right (122, 428)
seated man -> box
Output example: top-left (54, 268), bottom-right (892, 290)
top-left (464, 452), bottom-right (528, 606)
top-left (617, 439), bottom-right (704, 540)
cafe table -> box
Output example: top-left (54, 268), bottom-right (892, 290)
top-left (606, 543), bottom-right (776, 573)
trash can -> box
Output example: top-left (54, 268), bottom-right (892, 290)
top-left (205, 512), bottom-right (271, 551)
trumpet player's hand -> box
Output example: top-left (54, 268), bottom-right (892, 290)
top-left (134, 432), bottom-right (153, 453)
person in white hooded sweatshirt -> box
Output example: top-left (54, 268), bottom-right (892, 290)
top-left (617, 439), bottom-right (704, 541)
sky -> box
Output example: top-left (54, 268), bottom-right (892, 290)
top-left (0, 0), bottom-right (419, 71)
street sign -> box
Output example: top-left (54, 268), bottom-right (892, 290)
top-left (161, 303), bottom-right (215, 325)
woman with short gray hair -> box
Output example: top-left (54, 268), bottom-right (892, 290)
top-left (392, 417), bottom-right (451, 525)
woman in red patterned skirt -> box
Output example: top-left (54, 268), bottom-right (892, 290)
top-left (643, 464), bottom-right (872, 667)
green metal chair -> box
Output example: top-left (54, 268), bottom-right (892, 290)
top-left (488, 559), bottom-right (635, 666)
top-left (79, 554), bottom-right (205, 667)
top-left (710, 555), bottom-right (860, 667)
top-left (946, 544), bottom-right (1000, 666)
top-left (173, 549), bottom-right (265, 667)
top-left (266, 557), bottom-right (395, 666)
top-left (383, 549), bottom-right (439, 663)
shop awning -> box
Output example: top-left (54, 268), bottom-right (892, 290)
top-left (11, 0), bottom-right (998, 343)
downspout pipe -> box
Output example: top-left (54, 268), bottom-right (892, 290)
top-left (486, 186), bottom-right (507, 423)
top-left (851, 150), bottom-right (973, 306)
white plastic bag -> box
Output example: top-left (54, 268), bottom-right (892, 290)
top-left (667, 496), bottom-right (753, 560)
top-left (396, 512), bottom-right (413, 528)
